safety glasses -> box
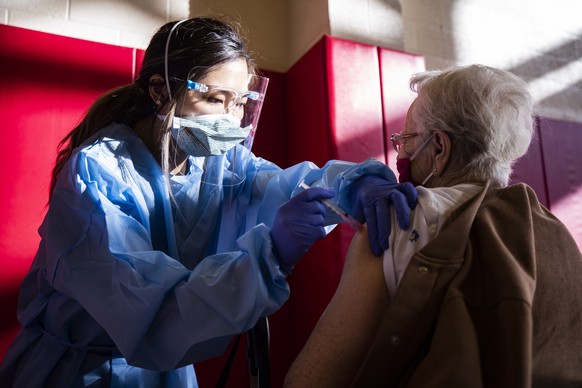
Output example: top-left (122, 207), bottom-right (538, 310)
top-left (186, 80), bottom-right (261, 113)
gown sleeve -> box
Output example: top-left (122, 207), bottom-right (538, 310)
top-left (250, 156), bottom-right (395, 228)
top-left (43, 143), bottom-right (290, 370)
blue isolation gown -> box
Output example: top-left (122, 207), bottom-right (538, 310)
top-left (0, 123), bottom-right (394, 387)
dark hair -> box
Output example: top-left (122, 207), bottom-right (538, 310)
top-left (49, 17), bottom-right (255, 199)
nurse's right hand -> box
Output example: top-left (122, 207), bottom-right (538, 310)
top-left (270, 187), bottom-right (335, 273)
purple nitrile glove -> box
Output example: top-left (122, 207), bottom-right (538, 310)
top-left (270, 187), bottom-right (335, 272)
top-left (350, 175), bottom-right (418, 256)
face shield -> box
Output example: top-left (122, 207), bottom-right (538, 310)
top-left (166, 67), bottom-right (269, 201)
top-left (171, 68), bottom-right (269, 158)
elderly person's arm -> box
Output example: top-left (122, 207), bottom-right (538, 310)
top-left (284, 226), bottom-right (389, 388)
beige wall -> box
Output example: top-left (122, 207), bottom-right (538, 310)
top-left (1, 0), bottom-right (580, 123)
top-left (190, 0), bottom-right (330, 73)
top-left (189, 0), bottom-right (402, 73)
top-left (400, 0), bottom-right (582, 124)
top-left (190, 0), bottom-right (294, 73)
top-left (329, 0), bottom-right (404, 51)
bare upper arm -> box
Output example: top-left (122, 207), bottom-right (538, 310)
top-left (284, 226), bottom-right (389, 388)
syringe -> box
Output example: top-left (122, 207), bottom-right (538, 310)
top-left (299, 181), bottom-right (362, 230)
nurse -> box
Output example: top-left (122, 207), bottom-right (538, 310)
top-left (0, 17), bottom-right (416, 387)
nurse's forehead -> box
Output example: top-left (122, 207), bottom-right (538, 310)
top-left (199, 60), bottom-right (249, 89)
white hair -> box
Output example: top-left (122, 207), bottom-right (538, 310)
top-left (410, 64), bottom-right (534, 187)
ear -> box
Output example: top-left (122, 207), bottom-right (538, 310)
top-left (149, 75), bottom-right (167, 106)
top-left (432, 130), bottom-right (450, 176)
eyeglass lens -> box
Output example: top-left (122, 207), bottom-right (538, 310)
top-left (391, 133), bottom-right (420, 152)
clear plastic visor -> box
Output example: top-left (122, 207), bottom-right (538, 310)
top-left (169, 68), bottom-right (269, 197)
top-left (175, 69), bottom-right (269, 151)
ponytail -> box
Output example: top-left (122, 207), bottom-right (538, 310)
top-left (49, 83), bottom-right (151, 200)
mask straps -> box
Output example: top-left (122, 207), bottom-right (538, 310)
top-left (410, 133), bottom-right (434, 186)
top-left (420, 169), bottom-right (436, 186)
top-left (409, 133), bottom-right (433, 161)
top-left (164, 19), bottom-right (189, 100)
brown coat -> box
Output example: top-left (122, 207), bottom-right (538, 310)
top-left (352, 183), bottom-right (582, 387)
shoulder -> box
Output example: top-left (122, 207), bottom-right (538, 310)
top-left (416, 184), bottom-right (483, 224)
top-left (74, 123), bottom-right (156, 170)
top-left (478, 183), bottom-right (545, 221)
top-left (61, 123), bottom-right (152, 194)
top-left (78, 123), bottom-right (139, 161)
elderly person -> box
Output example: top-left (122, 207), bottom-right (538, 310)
top-left (284, 64), bottom-right (582, 388)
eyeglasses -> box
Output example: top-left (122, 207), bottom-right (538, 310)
top-left (186, 80), bottom-right (260, 113)
top-left (390, 132), bottom-right (422, 152)
top-left (169, 76), bottom-right (263, 113)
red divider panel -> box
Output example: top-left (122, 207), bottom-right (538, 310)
top-left (249, 70), bottom-right (289, 168)
top-left (326, 36), bottom-right (385, 163)
top-left (509, 117), bottom-right (549, 207)
top-left (285, 39), bottom-right (332, 168)
top-left (284, 37), bottom-right (387, 376)
top-left (539, 117), bottom-right (582, 250)
top-left (326, 36), bottom-right (390, 256)
top-left (326, 35), bottom-right (388, 274)
top-left (0, 25), bottom-right (138, 361)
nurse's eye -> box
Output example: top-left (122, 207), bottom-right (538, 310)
top-left (235, 98), bottom-right (248, 109)
top-left (206, 96), bottom-right (225, 105)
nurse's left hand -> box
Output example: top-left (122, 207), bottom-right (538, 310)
top-left (350, 175), bottom-right (418, 256)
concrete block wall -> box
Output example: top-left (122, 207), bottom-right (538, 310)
top-left (190, 0), bottom-right (294, 76)
top-left (329, 0), bottom-right (404, 52)
top-left (0, 0), bottom-right (189, 49)
top-left (400, 0), bottom-right (582, 124)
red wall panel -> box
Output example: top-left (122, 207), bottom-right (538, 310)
top-left (538, 117), bottom-right (582, 251)
top-left (0, 25), bottom-right (139, 360)
top-left (285, 39), bottom-right (331, 168)
top-left (509, 118), bottom-right (549, 207)
top-left (283, 37), bottom-right (428, 387)
top-left (249, 70), bottom-right (289, 168)
top-left (326, 36), bottom-right (385, 163)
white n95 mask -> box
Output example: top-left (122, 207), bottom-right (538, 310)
top-left (171, 114), bottom-right (251, 157)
